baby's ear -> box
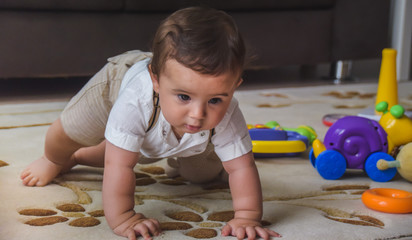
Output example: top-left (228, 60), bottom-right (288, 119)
top-left (148, 64), bottom-right (160, 92)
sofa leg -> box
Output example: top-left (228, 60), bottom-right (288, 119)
top-left (329, 60), bottom-right (353, 84)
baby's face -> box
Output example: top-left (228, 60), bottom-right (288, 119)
top-left (150, 59), bottom-right (242, 139)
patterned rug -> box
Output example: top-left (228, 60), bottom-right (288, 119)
top-left (1, 82), bottom-right (412, 240)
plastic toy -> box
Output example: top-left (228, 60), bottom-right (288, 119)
top-left (264, 121), bottom-right (317, 144)
top-left (322, 114), bottom-right (347, 127)
top-left (249, 121), bottom-right (316, 158)
top-left (377, 142), bottom-right (412, 182)
top-left (375, 48), bottom-right (398, 114)
top-left (376, 102), bottom-right (412, 152)
top-left (361, 188), bottom-right (412, 213)
top-left (310, 102), bottom-right (412, 182)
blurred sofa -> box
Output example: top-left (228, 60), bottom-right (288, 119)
top-left (0, 0), bottom-right (390, 78)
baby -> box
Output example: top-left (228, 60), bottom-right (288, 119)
top-left (21, 7), bottom-right (281, 240)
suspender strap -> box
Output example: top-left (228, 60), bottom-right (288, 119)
top-left (208, 128), bottom-right (215, 143)
top-left (146, 91), bottom-right (160, 132)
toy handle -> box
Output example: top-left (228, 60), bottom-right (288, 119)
top-left (377, 159), bottom-right (400, 170)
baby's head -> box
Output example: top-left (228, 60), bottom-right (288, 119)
top-left (150, 6), bottom-right (246, 79)
top-left (149, 7), bottom-right (246, 137)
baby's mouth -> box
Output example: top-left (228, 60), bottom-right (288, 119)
top-left (185, 124), bottom-right (201, 132)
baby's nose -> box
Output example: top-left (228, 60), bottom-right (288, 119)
top-left (190, 104), bottom-right (206, 119)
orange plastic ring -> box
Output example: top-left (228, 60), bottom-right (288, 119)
top-left (361, 188), bottom-right (412, 214)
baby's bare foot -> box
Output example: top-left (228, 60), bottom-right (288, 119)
top-left (20, 156), bottom-right (64, 187)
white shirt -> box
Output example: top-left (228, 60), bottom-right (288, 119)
top-left (105, 58), bottom-right (252, 161)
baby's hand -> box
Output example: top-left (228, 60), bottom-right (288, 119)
top-left (221, 218), bottom-right (281, 240)
top-left (113, 213), bottom-right (161, 240)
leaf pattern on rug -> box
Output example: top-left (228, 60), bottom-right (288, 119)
top-left (0, 122), bottom-right (52, 130)
top-left (316, 205), bottom-right (384, 228)
top-left (333, 104), bottom-right (367, 109)
top-left (260, 93), bottom-right (290, 98)
top-left (257, 103), bottom-right (291, 108)
top-left (376, 234), bottom-right (412, 240)
top-left (17, 165), bottom-right (385, 238)
top-left (325, 214), bottom-right (384, 228)
top-left (270, 184), bottom-right (386, 229)
top-left (322, 184), bottom-right (370, 191)
top-left (17, 166), bottom-right (235, 235)
top-left (55, 182), bottom-right (92, 204)
top-left (256, 90), bottom-right (377, 109)
top-left (0, 160), bottom-right (9, 167)
top-left (322, 91), bottom-right (375, 99)
top-left (0, 109), bottom-right (63, 116)
top-left (19, 205), bottom-right (101, 227)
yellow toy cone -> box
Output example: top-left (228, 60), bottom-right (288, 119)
top-left (375, 48), bottom-right (398, 114)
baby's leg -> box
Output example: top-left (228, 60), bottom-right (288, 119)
top-left (69, 140), bottom-right (106, 169)
top-left (21, 118), bottom-right (84, 186)
top-left (21, 52), bottom-right (149, 187)
top-left (166, 144), bottom-right (226, 184)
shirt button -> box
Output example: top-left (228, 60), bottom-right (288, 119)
top-left (162, 130), bottom-right (166, 136)
top-left (200, 132), bottom-right (206, 137)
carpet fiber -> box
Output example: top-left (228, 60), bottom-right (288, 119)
top-left (1, 82), bottom-right (412, 240)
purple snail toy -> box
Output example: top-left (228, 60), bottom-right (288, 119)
top-left (309, 101), bottom-right (412, 182)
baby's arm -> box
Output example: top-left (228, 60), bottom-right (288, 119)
top-left (221, 151), bottom-right (281, 239)
top-left (103, 141), bottom-right (161, 240)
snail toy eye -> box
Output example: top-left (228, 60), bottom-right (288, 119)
top-left (390, 105), bottom-right (404, 119)
top-left (375, 101), bottom-right (389, 114)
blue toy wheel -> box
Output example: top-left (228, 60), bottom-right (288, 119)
top-left (315, 150), bottom-right (347, 180)
top-left (309, 148), bottom-right (316, 167)
top-left (364, 152), bottom-right (397, 182)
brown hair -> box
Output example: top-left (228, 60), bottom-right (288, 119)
top-left (150, 7), bottom-right (245, 77)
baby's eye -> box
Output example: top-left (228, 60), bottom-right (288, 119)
top-left (178, 94), bottom-right (191, 101)
top-left (209, 98), bottom-right (222, 104)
